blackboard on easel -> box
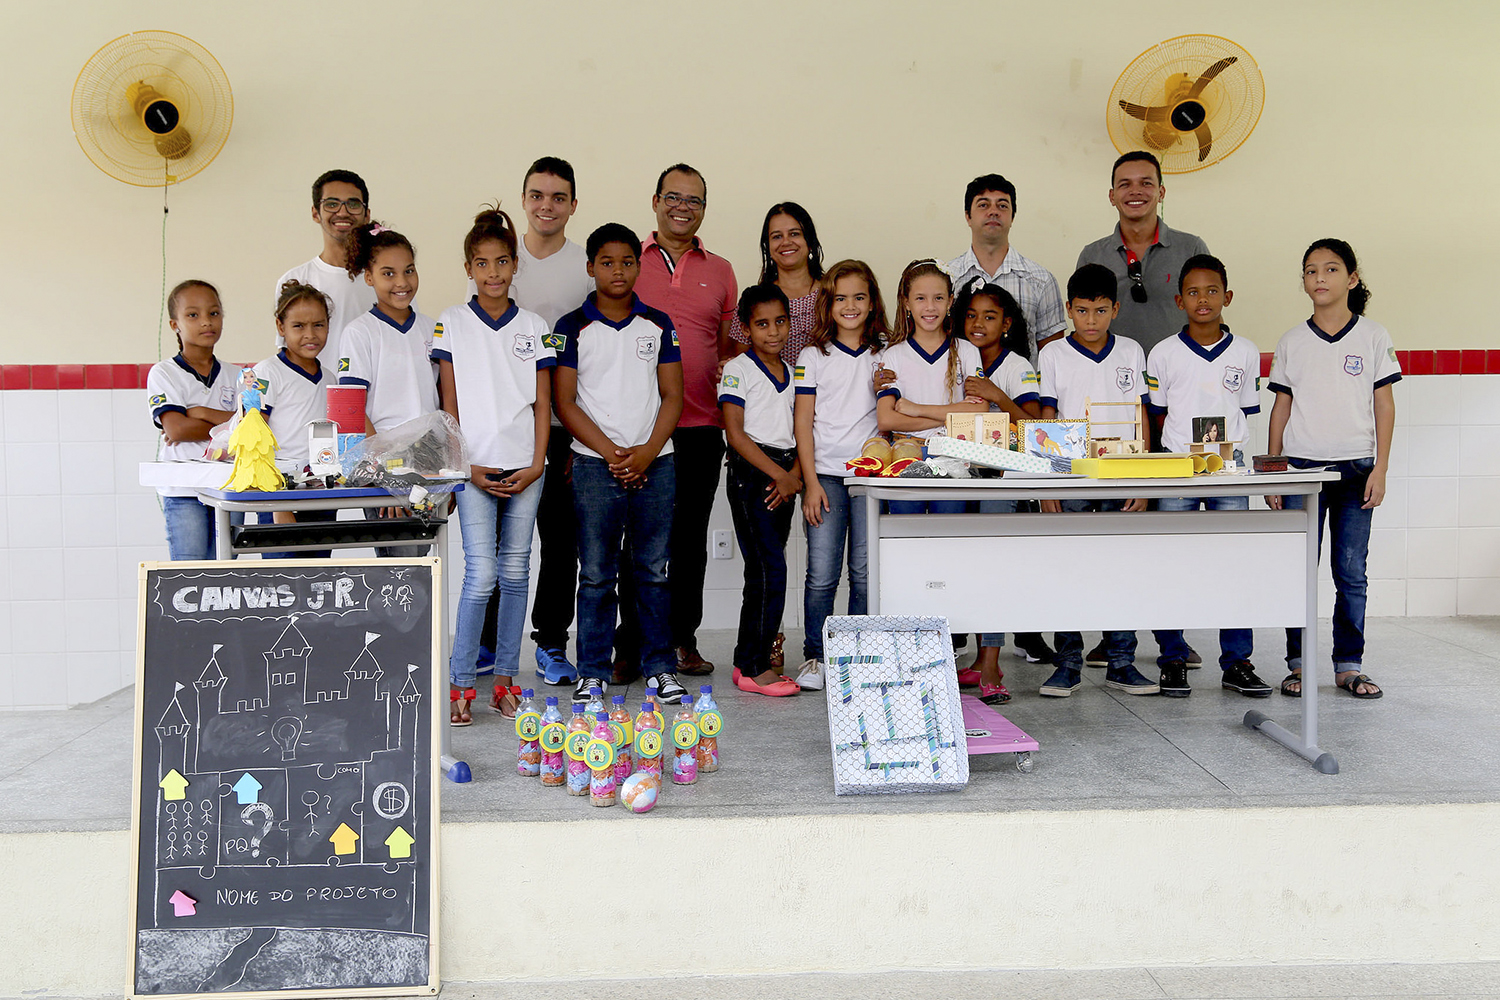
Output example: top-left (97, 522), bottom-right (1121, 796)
top-left (128, 559), bottom-right (441, 999)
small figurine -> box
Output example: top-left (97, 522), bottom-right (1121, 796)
top-left (222, 370), bottom-right (283, 492)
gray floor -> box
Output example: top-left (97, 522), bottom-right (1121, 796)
top-left (2, 617), bottom-right (1497, 833)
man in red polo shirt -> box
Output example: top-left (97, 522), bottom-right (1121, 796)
top-left (630, 163), bottom-right (738, 676)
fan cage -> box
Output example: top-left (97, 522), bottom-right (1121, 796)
top-left (1107, 33), bottom-right (1263, 175)
top-left (71, 30), bottom-right (233, 186)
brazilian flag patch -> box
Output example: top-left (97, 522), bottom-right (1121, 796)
top-left (1021, 371), bottom-right (1040, 386)
top-left (1144, 372), bottom-right (1159, 391)
top-left (338, 357), bottom-right (350, 372)
top-left (149, 393), bottom-right (167, 408)
top-left (543, 332), bottom-right (565, 351)
top-left (723, 373), bottom-right (741, 389)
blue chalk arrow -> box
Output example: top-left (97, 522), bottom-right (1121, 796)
top-left (231, 773), bottom-right (262, 804)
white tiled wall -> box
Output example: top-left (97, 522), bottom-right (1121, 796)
top-left (1, 376), bottom-right (1495, 709)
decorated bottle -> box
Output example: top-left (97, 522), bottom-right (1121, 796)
top-left (538, 696), bottom-right (566, 787)
top-left (588, 711), bottom-right (618, 807)
top-left (644, 685), bottom-right (665, 734)
top-left (610, 694), bottom-right (634, 782)
top-left (515, 688), bottom-right (541, 777)
top-left (695, 685), bottom-right (721, 773)
top-left (671, 695), bottom-right (699, 785)
top-left (633, 701), bottom-right (665, 781)
top-left (564, 701), bottom-right (592, 796)
top-left (585, 684), bottom-right (606, 718)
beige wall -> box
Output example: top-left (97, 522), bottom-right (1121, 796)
top-left (5, 1), bottom-right (1493, 365)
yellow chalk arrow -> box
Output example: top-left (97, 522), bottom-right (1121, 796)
top-left (159, 769), bottom-right (189, 801)
top-left (385, 826), bottom-right (415, 859)
top-left (329, 822), bottom-right (359, 856)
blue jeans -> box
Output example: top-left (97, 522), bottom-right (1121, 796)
top-left (1053, 498), bottom-right (1136, 669)
top-left (887, 499), bottom-right (969, 514)
top-left (803, 474), bottom-right (868, 660)
top-left (1284, 458), bottom-right (1375, 671)
top-left (572, 454), bottom-right (676, 681)
top-left (163, 496), bottom-right (242, 560)
top-left (258, 509), bottom-right (338, 560)
top-left (977, 498), bottom-right (1019, 648)
top-left (449, 477), bottom-right (544, 689)
top-left (1150, 494), bottom-right (1253, 667)
top-left (727, 449), bottom-right (796, 674)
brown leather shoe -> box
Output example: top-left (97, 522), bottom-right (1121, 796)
top-left (611, 659), bottom-right (640, 686)
top-left (676, 646), bottom-right (714, 675)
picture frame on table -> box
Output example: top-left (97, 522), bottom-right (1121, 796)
top-left (1018, 419), bottom-right (1090, 460)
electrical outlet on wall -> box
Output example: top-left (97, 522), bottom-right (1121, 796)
top-left (712, 530), bottom-right (734, 559)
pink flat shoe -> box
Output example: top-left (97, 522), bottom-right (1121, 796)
top-left (956, 668), bottom-right (982, 687)
top-left (735, 673), bottom-right (800, 697)
top-left (979, 683), bottom-right (1011, 706)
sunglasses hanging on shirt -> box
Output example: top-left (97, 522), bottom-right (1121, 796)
top-left (1126, 256), bottom-right (1147, 303)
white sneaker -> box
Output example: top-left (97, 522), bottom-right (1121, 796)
top-left (794, 658), bottom-right (824, 691)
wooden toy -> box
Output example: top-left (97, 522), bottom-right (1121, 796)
top-left (1085, 398), bottom-right (1146, 457)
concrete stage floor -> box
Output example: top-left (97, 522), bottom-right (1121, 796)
top-left (2, 616), bottom-right (1496, 832)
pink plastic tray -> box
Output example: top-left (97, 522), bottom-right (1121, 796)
top-left (961, 695), bottom-right (1039, 755)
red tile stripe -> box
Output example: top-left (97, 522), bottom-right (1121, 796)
top-left (1, 352), bottom-right (1496, 390)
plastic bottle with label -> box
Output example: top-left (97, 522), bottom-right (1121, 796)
top-left (565, 701), bottom-right (592, 796)
top-left (538, 696), bottom-right (566, 787)
top-left (609, 694), bottom-right (634, 782)
top-left (695, 685), bottom-right (721, 773)
top-left (585, 684), bottom-right (606, 718)
top-left (634, 701), bottom-right (664, 781)
top-left (515, 688), bottom-right (541, 777)
top-left (672, 695), bottom-right (699, 785)
top-left (644, 685), bottom-right (665, 734)
top-left (588, 711), bottom-right (618, 807)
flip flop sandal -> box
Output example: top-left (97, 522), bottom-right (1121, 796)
top-left (1279, 672), bottom-right (1302, 698)
top-left (450, 687), bottom-right (476, 726)
top-left (491, 684), bottom-right (521, 718)
top-left (1336, 672), bottom-right (1383, 699)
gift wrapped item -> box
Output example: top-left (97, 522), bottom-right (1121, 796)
top-left (925, 434), bottom-right (1056, 474)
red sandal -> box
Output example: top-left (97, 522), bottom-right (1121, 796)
top-left (450, 687), bottom-right (476, 726)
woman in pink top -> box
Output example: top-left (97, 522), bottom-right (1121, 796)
top-left (730, 202), bottom-right (824, 367)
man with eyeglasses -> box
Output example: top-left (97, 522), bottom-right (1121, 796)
top-left (274, 169), bottom-right (377, 365)
top-left (625, 163), bottom-right (738, 680)
top-left (1075, 151), bottom-right (1209, 356)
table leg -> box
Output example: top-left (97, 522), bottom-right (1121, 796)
top-left (214, 507), bottom-right (233, 561)
top-left (865, 490), bottom-right (882, 615)
top-left (434, 519), bottom-right (471, 783)
top-left (1243, 490), bottom-right (1338, 774)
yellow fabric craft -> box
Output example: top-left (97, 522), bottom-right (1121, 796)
top-left (222, 408), bottom-right (283, 492)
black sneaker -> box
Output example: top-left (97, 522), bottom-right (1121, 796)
top-left (574, 676), bottom-right (607, 700)
top-left (1013, 633), bottom-right (1054, 664)
top-left (1159, 660), bottom-right (1191, 698)
top-left (650, 673), bottom-right (688, 704)
top-left (1222, 662), bottom-right (1272, 697)
top-left (1085, 642), bottom-right (1108, 668)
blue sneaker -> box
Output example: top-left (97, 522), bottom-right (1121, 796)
top-left (1039, 666), bottom-right (1082, 698)
top-left (1105, 664), bottom-right (1160, 695)
top-left (475, 645), bottom-right (496, 677)
top-left (535, 646), bottom-right (577, 686)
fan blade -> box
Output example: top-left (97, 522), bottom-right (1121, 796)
top-left (1195, 122), bottom-right (1214, 162)
top-left (1118, 100), bottom-right (1172, 123)
top-left (1187, 57), bottom-right (1237, 98)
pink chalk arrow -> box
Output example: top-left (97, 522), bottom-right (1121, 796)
top-left (169, 890), bottom-right (197, 917)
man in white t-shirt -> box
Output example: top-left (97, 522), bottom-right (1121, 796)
top-left (274, 169), bottom-right (377, 365)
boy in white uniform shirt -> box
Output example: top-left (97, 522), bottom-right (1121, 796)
top-left (274, 170), bottom-right (377, 364)
top-left (718, 285), bottom-right (803, 698)
top-left (1144, 254), bottom-right (1271, 698)
top-left (1035, 263), bottom-right (1157, 697)
top-left (553, 224), bottom-right (688, 704)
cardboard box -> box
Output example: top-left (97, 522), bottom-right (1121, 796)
top-left (945, 412), bottom-right (1010, 449)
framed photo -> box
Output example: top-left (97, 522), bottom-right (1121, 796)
top-left (1192, 416), bottom-right (1227, 444)
top-left (1018, 419), bottom-right (1090, 460)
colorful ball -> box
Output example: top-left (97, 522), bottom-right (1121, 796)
top-left (619, 772), bottom-right (660, 814)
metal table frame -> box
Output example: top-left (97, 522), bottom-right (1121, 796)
top-left (849, 471), bottom-right (1340, 773)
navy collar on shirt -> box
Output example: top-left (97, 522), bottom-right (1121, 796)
top-left (983, 349), bottom-right (1013, 378)
top-left (1306, 314), bottom-right (1359, 344)
top-left (832, 339), bottom-right (868, 358)
top-left (370, 305), bottom-right (416, 333)
top-left (468, 297), bottom-right (519, 331)
top-left (582, 292), bottom-right (649, 331)
top-left (1067, 332), bottom-right (1115, 364)
top-left (172, 353), bottom-right (221, 388)
top-left (1177, 325), bottom-right (1233, 363)
top-left (276, 348), bottom-right (323, 384)
top-left (907, 336), bottom-right (951, 365)
top-left (749, 351), bottom-right (791, 392)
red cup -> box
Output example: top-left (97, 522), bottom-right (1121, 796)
top-left (326, 385), bottom-right (366, 433)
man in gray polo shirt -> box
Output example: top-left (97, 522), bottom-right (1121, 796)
top-left (1075, 151), bottom-right (1209, 356)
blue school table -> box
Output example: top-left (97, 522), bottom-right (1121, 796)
top-left (848, 470), bottom-right (1342, 773)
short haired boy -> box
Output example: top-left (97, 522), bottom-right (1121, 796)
top-left (1145, 254), bottom-right (1272, 698)
top-left (553, 224), bottom-right (689, 704)
top-left (1035, 263), bottom-right (1157, 697)
top-left (275, 169), bottom-right (376, 363)
top-left (719, 284), bottom-right (803, 697)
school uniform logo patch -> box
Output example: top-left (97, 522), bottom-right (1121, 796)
top-left (513, 332), bottom-right (536, 361)
top-left (1388, 346), bottom-right (1399, 362)
top-left (433, 322), bottom-right (444, 341)
top-left (1144, 372), bottom-right (1159, 391)
top-left (1344, 355), bottom-right (1363, 376)
top-left (637, 335), bottom-right (658, 361)
top-left (1115, 367), bottom-right (1136, 393)
top-left (543, 332), bottom-right (565, 351)
top-left (149, 393), bottom-right (167, 408)
top-left (1021, 371), bottom-right (1041, 386)
top-left (794, 365), bottom-right (806, 382)
top-left (338, 357), bottom-right (350, 372)
top-left (1223, 366), bottom-right (1244, 392)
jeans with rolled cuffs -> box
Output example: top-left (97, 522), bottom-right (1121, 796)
top-left (1149, 493), bottom-right (1253, 667)
top-left (1052, 498), bottom-right (1137, 670)
top-left (163, 496), bottom-right (243, 561)
top-left (803, 474), bottom-right (868, 661)
top-left (448, 476), bottom-right (544, 690)
top-left (1282, 457), bottom-right (1376, 671)
top-left (726, 449), bottom-right (796, 674)
top-left (572, 453), bottom-right (677, 682)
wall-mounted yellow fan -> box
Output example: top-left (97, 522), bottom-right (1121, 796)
top-left (1107, 34), bottom-right (1263, 174)
top-left (71, 30), bottom-right (233, 186)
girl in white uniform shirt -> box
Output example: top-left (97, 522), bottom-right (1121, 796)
top-left (874, 259), bottom-right (986, 514)
top-left (147, 279), bottom-right (241, 560)
top-left (433, 207), bottom-right (554, 726)
top-left (1267, 239), bottom-right (1399, 701)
